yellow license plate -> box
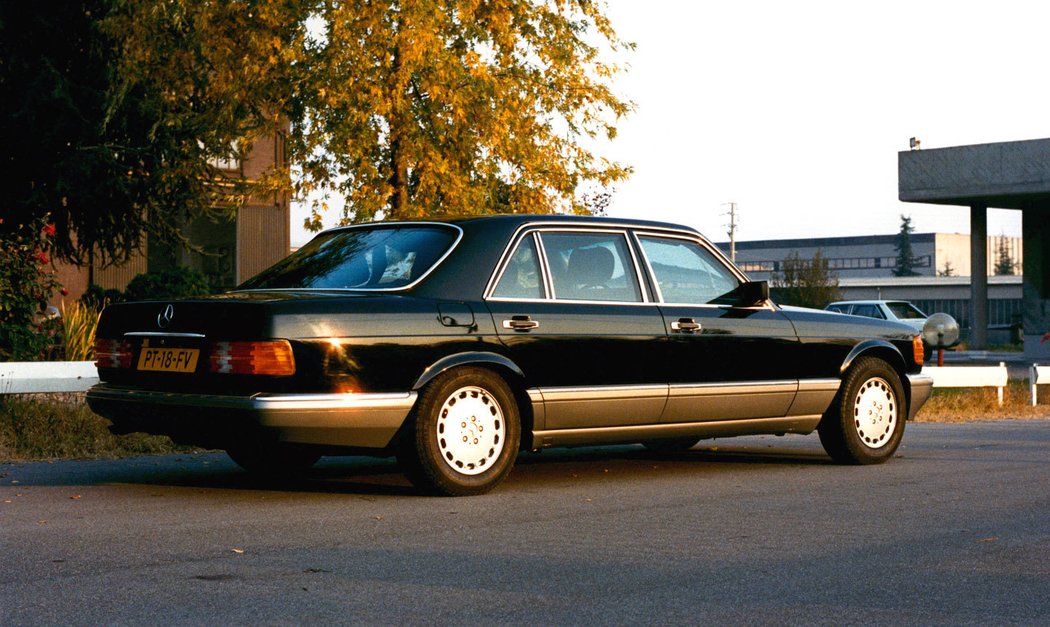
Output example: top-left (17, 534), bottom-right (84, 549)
top-left (137, 347), bottom-right (200, 373)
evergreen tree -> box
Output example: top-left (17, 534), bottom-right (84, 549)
top-left (771, 250), bottom-right (841, 309)
top-left (893, 214), bottom-right (919, 277)
top-left (994, 238), bottom-right (1015, 275)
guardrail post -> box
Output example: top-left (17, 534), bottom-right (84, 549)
top-left (1033, 364), bottom-right (1039, 407)
top-left (997, 362), bottom-right (1005, 407)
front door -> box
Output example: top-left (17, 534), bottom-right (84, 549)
top-left (635, 233), bottom-right (800, 422)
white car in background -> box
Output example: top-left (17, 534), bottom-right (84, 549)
top-left (824, 300), bottom-right (929, 332)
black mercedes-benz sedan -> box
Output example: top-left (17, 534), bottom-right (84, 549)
top-left (87, 215), bottom-right (933, 495)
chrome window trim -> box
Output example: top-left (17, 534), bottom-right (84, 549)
top-left (231, 222), bottom-right (464, 294)
top-left (487, 231), bottom-right (549, 301)
top-left (633, 230), bottom-right (776, 311)
top-left (484, 225), bottom-right (651, 304)
top-left (124, 332), bottom-right (207, 338)
top-left (634, 231), bottom-right (745, 302)
top-left (534, 231), bottom-right (555, 300)
top-left (486, 296), bottom-right (658, 307)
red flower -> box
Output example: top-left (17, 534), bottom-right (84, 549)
top-left (60, 288), bottom-right (70, 297)
top-left (35, 251), bottom-right (50, 265)
top-left (1042, 332), bottom-right (1050, 344)
top-left (43, 223), bottom-right (56, 237)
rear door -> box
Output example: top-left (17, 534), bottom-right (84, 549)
top-left (485, 227), bottom-right (667, 429)
top-left (633, 232), bottom-right (801, 422)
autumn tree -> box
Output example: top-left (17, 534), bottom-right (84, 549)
top-left (5, 1), bottom-right (631, 266)
top-left (109, 0), bottom-right (633, 230)
top-left (771, 250), bottom-right (841, 309)
top-left (893, 214), bottom-right (920, 277)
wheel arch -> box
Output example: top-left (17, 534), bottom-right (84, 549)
top-left (412, 351), bottom-right (535, 448)
top-left (839, 340), bottom-right (912, 414)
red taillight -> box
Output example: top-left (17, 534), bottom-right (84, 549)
top-left (94, 338), bottom-right (133, 369)
top-left (208, 340), bottom-right (296, 376)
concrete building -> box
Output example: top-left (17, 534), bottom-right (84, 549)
top-left (715, 234), bottom-right (1024, 342)
top-left (898, 137), bottom-right (1050, 358)
top-left (54, 129), bottom-right (290, 299)
top-left (719, 233), bottom-right (1022, 281)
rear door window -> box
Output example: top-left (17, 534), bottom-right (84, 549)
top-left (539, 232), bottom-right (643, 303)
top-left (490, 234), bottom-right (545, 300)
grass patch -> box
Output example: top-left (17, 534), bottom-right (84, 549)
top-left (0, 394), bottom-right (192, 462)
top-left (914, 380), bottom-right (1050, 423)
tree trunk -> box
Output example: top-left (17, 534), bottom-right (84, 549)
top-left (389, 136), bottom-right (409, 218)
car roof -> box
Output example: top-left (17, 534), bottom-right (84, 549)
top-left (324, 213), bottom-right (703, 236)
top-left (828, 300), bottom-right (913, 306)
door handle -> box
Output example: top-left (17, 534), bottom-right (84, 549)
top-left (502, 315), bottom-right (540, 331)
top-left (670, 318), bottom-right (702, 333)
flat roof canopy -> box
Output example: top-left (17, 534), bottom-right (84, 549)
top-left (899, 138), bottom-right (1050, 209)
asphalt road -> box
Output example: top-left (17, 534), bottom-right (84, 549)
top-left (2, 420), bottom-right (1049, 625)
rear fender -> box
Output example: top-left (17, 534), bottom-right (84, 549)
top-left (410, 351), bottom-right (537, 447)
top-left (413, 352), bottom-right (525, 391)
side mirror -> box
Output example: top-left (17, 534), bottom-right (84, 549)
top-left (737, 280), bottom-right (769, 306)
top-left (712, 280), bottom-right (769, 307)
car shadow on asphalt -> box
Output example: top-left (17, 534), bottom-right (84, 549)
top-left (2, 439), bottom-right (836, 497)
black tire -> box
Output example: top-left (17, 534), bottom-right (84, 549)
top-left (641, 437), bottom-right (700, 452)
top-left (818, 356), bottom-right (906, 465)
top-left (397, 367), bottom-right (520, 496)
top-left (226, 440), bottom-right (321, 478)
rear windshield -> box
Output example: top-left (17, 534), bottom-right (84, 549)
top-left (237, 225), bottom-right (459, 291)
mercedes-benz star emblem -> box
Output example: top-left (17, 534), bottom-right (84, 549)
top-left (157, 304), bottom-right (175, 329)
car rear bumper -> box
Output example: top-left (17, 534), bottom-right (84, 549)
top-left (906, 373), bottom-right (934, 420)
top-left (86, 383), bottom-right (417, 449)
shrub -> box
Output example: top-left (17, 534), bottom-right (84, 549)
top-left (80, 283), bottom-right (126, 309)
top-left (124, 266), bottom-right (212, 301)
top-left (60, 300), bottom-right (101, 361)
top-left (0, 219), bottom-right (61, 360)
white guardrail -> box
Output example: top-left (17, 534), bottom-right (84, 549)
top-left (1031, 364), bottom-right (1050, 406)
top-left (0, 360), bottom-right (1045, 406)
top-left (923, 362), bottom-right (1009, 406)
top-left (0, 361), bottom-right (98, 394)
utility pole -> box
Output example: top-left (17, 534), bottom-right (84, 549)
top-left (723, 202), bottom-right (738, 263)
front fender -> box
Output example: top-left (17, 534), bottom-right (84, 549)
top-left (413, 351), bottom-right (525, 390)
top-left (839, 339), bottom-right (906, 375)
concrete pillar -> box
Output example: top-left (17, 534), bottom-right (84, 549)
top-left (969, 205), bottom-right (988, 349)
top-left (1022, 207), bottom-right (1050, 358)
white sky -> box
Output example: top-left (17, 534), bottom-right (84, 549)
top-left (292, 0), bottom-right (1046, 247)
